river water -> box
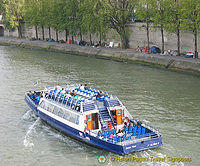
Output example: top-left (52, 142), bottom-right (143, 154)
top-left (0, 45), bottom-right (199, 166)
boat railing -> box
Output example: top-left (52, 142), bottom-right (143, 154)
top-left (44, 83), bottom-right (81, 91)
top-left (84, 126), bottom-right (98, 137)
top-left (130, 118), bottom-right (161, 137)
top-left (119, 136), bottom-right (159, 146)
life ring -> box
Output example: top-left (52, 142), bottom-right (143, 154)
top-left (122, 117), bottom-right (129, 123)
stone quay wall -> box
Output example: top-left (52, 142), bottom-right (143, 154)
top-left (2, 23), bottom-right (200, 53)
top-left (0, 37), bottom-right (199, 73)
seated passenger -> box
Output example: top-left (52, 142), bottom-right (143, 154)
top-left (60, 88), bottom-right (65, 94)
top-left (27, 91), bottom-right (33, 96)
top-left (117, 129), bottom-right (123, 137)
top-left (84, 84), bottom-right (89, 90)
top-left (70, 90), bottom-right (76, 96)
top-left (123, 122), bottom-right (128, 134)
top-left (98, 131), bottom-right (101, 137)
top-left (137, 120), bottom-right (142, 127)
top-left (96, 92), bottom-right (101, 99)
top-left (56, 84), bottom-right (61, 90)
top-left (123, 122), bottom-right (127, 128)
top-left (80, 84), bottom-right (84, 91)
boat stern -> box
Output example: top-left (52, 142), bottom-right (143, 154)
top-left (123, 136), bottom-right (162, 155)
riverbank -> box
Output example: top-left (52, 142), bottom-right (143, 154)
top-left (0, 37), bottom-right (200, 73)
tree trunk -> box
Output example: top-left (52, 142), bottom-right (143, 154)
top-left (17, 23), bottom-right (22, 38)
top-left (89, 34), bottom-right (92, 45)
top-left (35, 26), bottom-right (38, 39)
top-left (146, 22), bottom-right (150, 50)
top-left (120, 30), bottom-right (129, 49)
top-left (161, 24), bottom-right (165, 53)
top-left (194, 28), bottom-right (198, 58)
top-left (42, 26), bottom-right (45, 40)
top-left (65, 29), bottom-right (68, 42)
top-left (56, 30), bottom-right (58, 42)
top-left (48, 27), bottom-right (51, 39)
top-left (80, 28), bottom-right (82, 41)
top-left (177, 28), bottom-right (180, 56)
top-left (99, 32), bottom-right (102, 45)
top-left (72, 35), bottom-right (74, 44)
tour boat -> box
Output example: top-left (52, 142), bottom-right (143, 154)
top-left (24, 83), bottom-right (162, 155)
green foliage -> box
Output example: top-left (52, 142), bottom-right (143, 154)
top-left (180, 0), bottom-right (200, 54)
top-left (1, 0), bottom-right (199, 51)
top-left (0, 1), bottom-right (4, 14)
top-left (80, 0), bottom-right (107, 39)
top-left (100, 0), bottom-right (138, 48)
top-left (3, 0), bottom-right (25, 32)
top-left (180, 0), bottom-right (200, 32)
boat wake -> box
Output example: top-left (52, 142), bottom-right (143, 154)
top-left (21, 109), bottom-right (37, 121)
top-left (21, 110), bottom-right (32, 120)
top-left (23, 117), bottom-right (41, 148)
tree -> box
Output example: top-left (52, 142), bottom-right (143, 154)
top-left (136, 0), bottom-right (153, 50)
top-left (151, 0), bottom-right (168, 53)
top-left (3, 0), bottom-right (25, 38)
top-left (0, 1), bottom-right (4, 14)
top-left (24, 0), bottom-right (40, 39)
top-left (164, 0), bottom-right (182, 56)
top-left (80, 0), bottom-right (108, 44)
top-left (181, 0), bottom-right (200, 58)
top-left (100, 0), bottom-right (137, 49)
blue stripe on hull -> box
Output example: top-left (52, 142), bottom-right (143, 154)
top-left (25, 96), bottom-right (162, 155)
top-left (123, 137), bottom-right (162, 154)
top-left (25, 96), bottom-right (125, 154)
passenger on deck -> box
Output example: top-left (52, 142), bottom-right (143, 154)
top-left (109, 133), bottom-right (114, 138)
top-left (122, 122), bottom-right (128, 134)
top-left (27, 91), bottom-right (33, 96)
top-left (80, 84), bottom-right (84, 91)
top-left (96, 92), bottom-right (102, 100)
top-left (70, 90), bottom-right (76, 96)
top-left (117, 129), bottom-right (123, 137)
top-left (137, 120), bottom-right (142, 127)
top-left (84, 84), bottom-right (89, 90)
top-left (60, 88), bottom-right (65, 94)
top-left (128, 123), bottom-right (132, 130)
top-left (124, 122), bottom-right (127, 128)
top-left (56, 84), bottom-right (61, 90)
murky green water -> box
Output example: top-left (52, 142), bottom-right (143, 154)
top-left (0, 45), bottom-right (199, 166)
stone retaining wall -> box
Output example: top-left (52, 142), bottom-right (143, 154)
top-left (0, 37), bottom-right (199, 73)
top-left (3, 23), bottom-right (200, 53)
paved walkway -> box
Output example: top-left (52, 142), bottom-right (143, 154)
top-left (0, 37), bottom-right (199, 73)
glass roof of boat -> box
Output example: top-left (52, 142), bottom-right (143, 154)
top-left (43, 83), bottom-right (121, 111)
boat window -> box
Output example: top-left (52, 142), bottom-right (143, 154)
top-left (76, 116), bottom-right (79, 125)
top-left (39, 100), bottom-right (45, 108)
top-left (87, 115), bottom-right (92, 121)
top-left (42, 101), bottom-right (48, 109)
top-left (69, 113), bottom-right (77, 123)
top-left (45, 102), bottom-right (51, 111)
top-left (57, 108), bottom-right (64, 117)
top-left (50, 105), bottom-right (54, 112)
top-left (63, 111), bottom-right (71, 121)
top-left (53, 106), bottom-right (59, 115)
top-left (117, 110), bottom-right (122, 115)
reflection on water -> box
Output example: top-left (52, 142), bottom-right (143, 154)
top-left (0, 45), bottom-right (199, 166)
